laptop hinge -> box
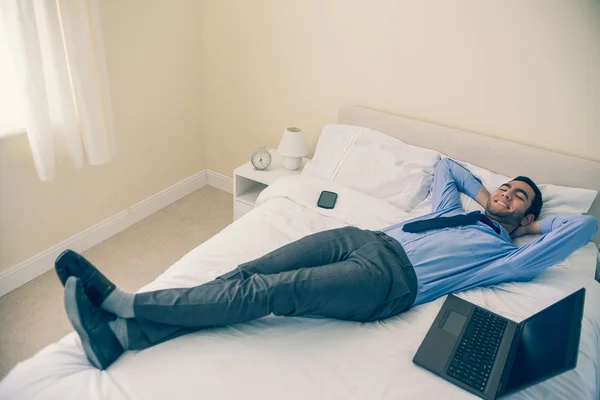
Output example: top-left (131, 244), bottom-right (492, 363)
top-left (496, 323), bottom-right (523, 396)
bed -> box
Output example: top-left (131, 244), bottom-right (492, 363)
top-left (1, 106), bottom-right (599, 400)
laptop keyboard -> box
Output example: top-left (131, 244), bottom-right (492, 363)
top-left (446, 308), bottom-right (507, 392)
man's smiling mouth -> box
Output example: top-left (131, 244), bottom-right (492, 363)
top-left (495, 200), bottom-right (509, 209)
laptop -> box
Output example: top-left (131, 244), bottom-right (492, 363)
top-left (413, 288), bottom-right (585, 399)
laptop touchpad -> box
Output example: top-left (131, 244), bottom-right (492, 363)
top-left (440, 310), bottom-right (467, 336)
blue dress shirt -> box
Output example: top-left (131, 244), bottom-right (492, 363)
top-left (382, 158), bottom-right (598, 306)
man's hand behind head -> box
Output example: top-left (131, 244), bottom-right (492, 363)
top-left (510, 220), bottom-right (542, 239)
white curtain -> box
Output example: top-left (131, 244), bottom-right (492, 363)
top-left (0, 0), bottom-right (115, 181)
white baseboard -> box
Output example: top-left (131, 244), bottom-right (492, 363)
top-left (206, 170), bottom-right (233, 194)
top-left (0, 169), bottom-right (233, 298)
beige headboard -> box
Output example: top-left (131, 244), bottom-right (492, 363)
top-left (338, 105), bottom-right (600, 245)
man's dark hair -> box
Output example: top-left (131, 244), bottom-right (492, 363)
top-left (511, 176), bottom-right (543, 220)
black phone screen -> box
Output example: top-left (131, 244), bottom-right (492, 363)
top-left (318, 191), bottom-right (338, 209)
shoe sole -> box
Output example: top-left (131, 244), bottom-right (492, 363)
top-left (64, 278), bottom-right (105, 369)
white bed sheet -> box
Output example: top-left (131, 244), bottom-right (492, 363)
top-left (1, 176), bottom-right (599, 400)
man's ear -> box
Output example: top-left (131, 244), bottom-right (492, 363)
top-left (520, 214), bottom-right (535, 226)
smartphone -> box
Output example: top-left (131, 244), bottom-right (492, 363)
top-left (317, 191), bottom-right (338, 209)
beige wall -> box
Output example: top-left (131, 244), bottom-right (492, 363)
top-left (0, 0), bottom-right (205, 271)
top-left (199, 0), bottom-right (600, 176)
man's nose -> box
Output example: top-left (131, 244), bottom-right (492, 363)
top-left (502, 191), bottom-right (511, 200)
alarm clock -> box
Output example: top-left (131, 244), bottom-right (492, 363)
top-left (251, 147), bottom-right (272, 171)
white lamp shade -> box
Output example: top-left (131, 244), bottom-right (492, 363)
top-left (278, 127), bottom-right (309, 158)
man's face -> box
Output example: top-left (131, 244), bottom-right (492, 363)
top-left (485, 180), bottom-right (535, 225)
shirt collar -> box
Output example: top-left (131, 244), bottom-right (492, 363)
top-left (494, 220), bottom-right (512, 241)
top-left (478, 211), bottom-right (512, 241)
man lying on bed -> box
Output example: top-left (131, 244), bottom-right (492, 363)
top-left (55, 158), bottom-right (598, 370)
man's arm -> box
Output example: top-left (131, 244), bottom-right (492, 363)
top-left (475, 186), bottom-right (491, 210)
top-left (503, 215), bottom-right (598, 279)
top-left (431, 158), bottom-right (483, 212)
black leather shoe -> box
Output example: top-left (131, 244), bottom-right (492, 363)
top-left (64, 277), bottom-right (124, 370)
top-left (55, 250), bottom-right (115, 307)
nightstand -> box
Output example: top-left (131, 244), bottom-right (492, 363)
top-left (233, 149), bottom-right (308, 220)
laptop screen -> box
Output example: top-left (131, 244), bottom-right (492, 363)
top-left (503, 289), bottom-right (584, 394)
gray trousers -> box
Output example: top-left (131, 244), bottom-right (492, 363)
top-left (126, 227), bottom-right (417, 350)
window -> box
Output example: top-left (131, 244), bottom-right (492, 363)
top-left (0, 19), bottom-right (25, 136)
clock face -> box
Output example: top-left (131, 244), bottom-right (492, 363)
top-left (251, 149), bottom-right (272, 170)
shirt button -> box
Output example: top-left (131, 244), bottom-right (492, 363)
top-left (386, 237), bottom-right (393, 242)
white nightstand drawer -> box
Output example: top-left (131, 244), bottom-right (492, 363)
top-left (234, 200), bottom-right (254, 220)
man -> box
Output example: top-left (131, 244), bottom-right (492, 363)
top-left (56, 158), bottom-right (598, 370)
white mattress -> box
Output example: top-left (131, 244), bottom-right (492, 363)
top-left (1, 176), bottom-right (599, 400)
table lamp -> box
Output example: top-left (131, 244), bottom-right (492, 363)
top-left (278, 127), bottom-right (309, 170)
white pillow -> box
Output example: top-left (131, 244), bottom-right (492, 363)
top-left (536, 184), bottom-right (598, 219)
top-left (447, 157), bottom-right (598, 220)
top-left (302, 124), bottom-right (441, 212)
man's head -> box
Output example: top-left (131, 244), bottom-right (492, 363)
top-left (485, 176), bottom-right (543, 231)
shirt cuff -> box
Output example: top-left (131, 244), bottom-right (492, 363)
top-left (539, 217), bottom-right (554, 234)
